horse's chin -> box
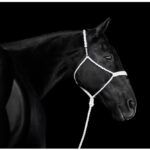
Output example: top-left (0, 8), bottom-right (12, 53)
top-left (112, 107), bottom-right (125, 121)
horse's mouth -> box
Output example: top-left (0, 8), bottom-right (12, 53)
top-left (118, 107), bottom-right (125, 121)
top-left (118, 106), bottom-right (136, 121)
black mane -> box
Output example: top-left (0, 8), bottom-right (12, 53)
top-left (1, 30), bottom-right (81, 51)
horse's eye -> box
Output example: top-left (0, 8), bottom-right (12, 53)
top-left (104, 55), bottom-right (113, 61)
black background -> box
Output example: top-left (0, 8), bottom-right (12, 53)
top-left (0, 2), bottom-right (149, 148)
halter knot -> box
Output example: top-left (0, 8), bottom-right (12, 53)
top-left (89, 96), bottom-right (94, 107)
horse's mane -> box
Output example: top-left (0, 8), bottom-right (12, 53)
top-left (1, 30), bottom-right (81, 51)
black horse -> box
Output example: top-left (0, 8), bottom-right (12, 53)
top-left (0, 18), bottom-right (137, 148)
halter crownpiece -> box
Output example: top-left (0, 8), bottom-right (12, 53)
top-left (74, 29), bottom-right (127, 149)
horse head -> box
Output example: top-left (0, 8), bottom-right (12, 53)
top-left (75, 18), bottom-right (137, 121)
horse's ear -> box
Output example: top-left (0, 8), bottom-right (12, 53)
top-left (96, 17), bottom-right (111, 35)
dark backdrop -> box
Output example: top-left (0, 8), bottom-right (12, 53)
top-left (0, 2), bottom-right (149, 148)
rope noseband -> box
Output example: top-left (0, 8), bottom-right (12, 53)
top-left (74, 30), bottom-right (127, 149)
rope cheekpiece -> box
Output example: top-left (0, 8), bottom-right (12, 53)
top-left (74, 30), bottom-right (127, 149)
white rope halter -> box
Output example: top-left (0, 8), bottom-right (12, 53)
top-left (74, 29), bottom-right (127, 149)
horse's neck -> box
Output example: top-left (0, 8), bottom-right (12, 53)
top-left (40, 31), bottom-right (85, 98)
top-left (0, 30), bottom-right (85, 100)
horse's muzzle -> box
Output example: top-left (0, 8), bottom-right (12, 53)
top-left (119, 99), bottom-right (137, 121)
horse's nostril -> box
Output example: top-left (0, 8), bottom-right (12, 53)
top-left (128, 99), bottom-right (136, 110)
